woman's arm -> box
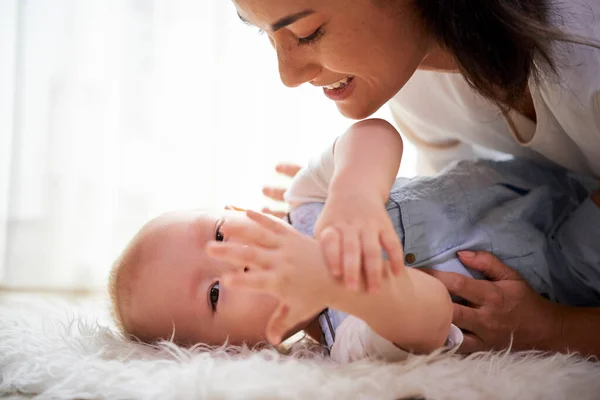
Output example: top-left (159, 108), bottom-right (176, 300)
top-left (550, 306), bottom-right (600, 356)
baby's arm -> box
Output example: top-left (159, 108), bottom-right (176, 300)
top-left (209, 211), bottom-right (452, 354)
top-left (313, 119), bottom-right (406, 290)
top-left (328, 118), bottom-right (403, 206)
top-left (325, 261), bottom-right (453, 354)
top-left (284, 118), bottom-right (403, 209)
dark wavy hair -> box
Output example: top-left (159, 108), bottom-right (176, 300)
top-left (413, 0), bottom-right (599, 110)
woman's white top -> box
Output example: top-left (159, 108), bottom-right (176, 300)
top-left (389, 0), bottom-right (600, 177)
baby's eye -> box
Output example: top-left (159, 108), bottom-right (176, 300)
top-left (209, 281), bottom-right (220, 312)
top-left (215, 220), bottom-right (224, 242)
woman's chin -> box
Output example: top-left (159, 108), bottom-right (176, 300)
top-left (336, 100), bottom-right (382, 120)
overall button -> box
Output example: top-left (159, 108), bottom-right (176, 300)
top-left (405, 253), bottom-right (416, 264)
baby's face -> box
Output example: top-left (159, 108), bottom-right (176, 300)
top-left (121, 209), bottom-right (279, 346)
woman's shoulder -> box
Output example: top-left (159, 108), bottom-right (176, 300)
top-left (541, 0), bottom-right (600, 95)
top-left (556, 0), bottom-right (600, 41)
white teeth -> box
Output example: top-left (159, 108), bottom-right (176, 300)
top-left (325, 76), bottom-right (350, 90)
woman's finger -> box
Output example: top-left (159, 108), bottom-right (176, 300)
top-left (457, 251), bottom-right (521, 281)
top-left (457, 332), bottom-right (487, 354)
top-left (206, 242), bottom-right (274, 271)
top-left (319, 227), bottom-right (343, 278)
top-left (262, 187), bottom-right (287, 202)
top-left (427, 270), bottom-right (491, 306)
top-left (246, 209), bottom-right (288, 234)
top-left (275, 163), bottom-right (302, 178)
top-left (380, 227), bottom-right (404, 275)
top-left (451, 303), bottom-right (482, 334)
top-left (361, 227), bottom-right (383, 292)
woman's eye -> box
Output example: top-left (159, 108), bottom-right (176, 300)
top-left (297, 26), bottom-right (324, 46)
top-left (209, 282), bottom-right (220, 312)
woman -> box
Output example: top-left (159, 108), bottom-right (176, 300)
top-left (234, 0), bottom-right (600, 356)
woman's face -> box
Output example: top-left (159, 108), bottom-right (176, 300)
top-left (234, 0), bottom-right (433, 119)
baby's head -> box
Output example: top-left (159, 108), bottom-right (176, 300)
top-left (109, 209), bottom-right (280, 346)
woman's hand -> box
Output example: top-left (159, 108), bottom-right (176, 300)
top-left (261, 163), bottom-right (302, 219)
top-left (426, 251), bottom-right (563, 353)
top-left (314, 192), bottom-right (405, 293)
top-left (205, 210), bottom-right (331, 345)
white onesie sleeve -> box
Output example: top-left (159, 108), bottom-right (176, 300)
top-left (329, 315), bottom-right (463, 363)
top-left (284, 140), bottom-right (336, 208)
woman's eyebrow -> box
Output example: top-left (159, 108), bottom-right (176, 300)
top-left (237, 9), bottom-right (316, 32)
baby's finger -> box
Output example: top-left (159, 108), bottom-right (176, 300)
top-left (261, 207), bottom-right (287, 220)
top-left (274, 163), bottom-right (302, 178)
top-left (319, 227), bottom-right (343, 278)
top-left (262, 186), bottom-right (286, 202)
top-left (246, 209), bottom-right (288, 234)
top-left (206, 242), bottom-right (274, 271)
top-left (266, 304), bottom-right (290, 345)
top-left (221, 217), bottom-right (280, 248)
top-left (222, 270), bottom-right (278, 293)
top-left (380, 228), bottom-right (404, 275)
top-left (342, 227), bottom-right (361, 291)
top-left (361, 228), bottom-right (383, 293)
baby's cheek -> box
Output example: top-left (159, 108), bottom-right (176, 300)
top-left (235, 292), bottom-right (277, 324)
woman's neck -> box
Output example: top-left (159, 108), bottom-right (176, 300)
top-left (419, 46), bottom-right (459, 73)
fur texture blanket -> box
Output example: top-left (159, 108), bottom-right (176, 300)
top-left (1, 294), bottom-right (599, 400)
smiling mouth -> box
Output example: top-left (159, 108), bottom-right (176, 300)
top-left (323, 76), bottom-right (353, 90)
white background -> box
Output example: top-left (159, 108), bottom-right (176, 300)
top-left (0, 0), bottom-right (416, 290)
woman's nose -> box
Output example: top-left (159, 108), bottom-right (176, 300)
top-left (276, 45), bottom-right (320, 88)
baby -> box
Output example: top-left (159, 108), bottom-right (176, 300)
top-left (110, 119), bottom-right (600, 362)
top-left (109, 205), bottom-right (457, 361)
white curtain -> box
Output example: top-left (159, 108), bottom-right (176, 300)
top-left (0, 0), bottom-right (416, 290)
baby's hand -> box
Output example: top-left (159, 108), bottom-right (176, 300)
top-left (314, 193), bottom-right (404, 293)
top-left (206, 210), bottom-right (332, 345)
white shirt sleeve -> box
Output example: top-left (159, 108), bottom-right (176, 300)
top-left (283, 140), bottom-right (336, 208)
top-left (329, 315), bottom-right (463, 363)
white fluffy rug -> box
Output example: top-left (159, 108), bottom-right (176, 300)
top-left (1, 295), bottom-right (600, 400)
